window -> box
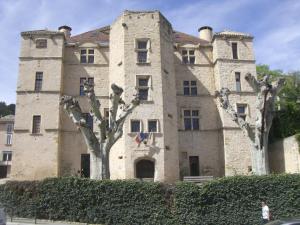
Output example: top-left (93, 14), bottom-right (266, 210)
top-left (131, 120), bottom-right (141, 132)
top-left (83, 113), bottom-right (93, 130)
top-left (235, 72), bottom-right (241, 92)
top-left (189, 156), bottom-right (200, 176)
top-left (80, 49), bottom-right (94, 63)
top-left (232, 42), bottom-right (238, 59)
top-left (183, 110), bottom-right (199, 130)
top-left (32, 115), bottom-right (41, 134)
top-left (2, 151), bottom-right (12, 162)
top-left (182, 49), bottom-right (195, 64)
top-left (137, 76), bottom-right (150, 101)
top-left (237, 104), bottom-right (247, 120)
top-left (34, 72), bottom-right (43, 91)
top-left (183, 80), bottom-right (197, 96)
top-left (80, 77), bottom-right (94, 96)
top-left (148, 120), bottom-right (158, 132)
top-left (36, 39), bottom-right (47, 48)
top-left (136, 40), bottom-right (149, 63)
top-left (6, 123), bottom-right (13, 145)
top-left (104, 108), bottom-right (109, 130)
top-left (6, 124), bottom-right (13, 133)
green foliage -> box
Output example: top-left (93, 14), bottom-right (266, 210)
top-left (1, 175), bottom-right (300, 225)
top-left (0, 102), bottom-right (15, 117)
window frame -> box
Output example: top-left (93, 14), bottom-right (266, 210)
top-left (80, 48), bottom-right (95, 64)
top-left (231, 42), bottom-right (238, 59)
top-left (136, 39), bottom-right (150, 64)
top-left (183, 109), bottom-right (200, 131)
top-left (2, 151), bottom-right (12, 162)
top-left (236, 103), bottom-right (248, 120)
top-left (36, 39), bottom-right (47, 48)
top-left (147, 119), bottom-right (158, 133)
top-left (181, 49), bottom-right (196, 64)
top-left (32, 115), bottom-right (41, 134)
top-left (130, 120), bottom-right (141, 133)
top-left (235, 72), bottom-right (241, 92)
top-left (79, 77), bottom-right (94, 96)
top-left (136, 75), bottom-right (151, 101)
top-left (183, 80), bottom-right (197, 96)
top-left (34, 72), bottom-right (43, 92)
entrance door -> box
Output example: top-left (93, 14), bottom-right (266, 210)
top-left (81, 154), bottom-right (90, 178)
top-left (0, 166), bottom-right (7, 179)
top-left (136, 159), bottom-right (154, 179)
top-left (189, 156), bottom-right (199, 176)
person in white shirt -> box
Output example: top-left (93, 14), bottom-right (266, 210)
top-left (261, 201), bottom-right (270, 224)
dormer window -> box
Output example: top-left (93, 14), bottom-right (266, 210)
top-left (36, 39), bottom-right (47, 48)
top-left (182, 49), bottom-right (195, 64)
top-left (80, 49), bottom-right (94, 64)
top-left (136, 39), bottom-right (150, 63)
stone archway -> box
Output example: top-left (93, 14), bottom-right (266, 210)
top-left (135, 159), bottom-right (155, 179)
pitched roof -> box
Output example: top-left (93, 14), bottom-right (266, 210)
top-left (68, 26), bottom-right (210, 45)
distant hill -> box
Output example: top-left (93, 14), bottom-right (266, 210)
top-left (0, 102), bottom-right (15, 117)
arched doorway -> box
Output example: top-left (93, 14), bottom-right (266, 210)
top-left (136, 159), bottom-right (155, 179)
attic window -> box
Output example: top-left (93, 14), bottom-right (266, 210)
top-left (36, 39), bottom-right (47, 48)
top-left (80, 49), bottom-right (94, 64)
top-left (182, 49), bottom-right (195, 64)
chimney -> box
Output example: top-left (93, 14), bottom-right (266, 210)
top-left (58, 25), bottom-right (72, 39)
top-left (198, 26), bottom-right (213, 42)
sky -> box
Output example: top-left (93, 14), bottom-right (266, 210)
top-left (0, 0), bottom-right (299, 104)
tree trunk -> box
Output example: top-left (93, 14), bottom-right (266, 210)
top-left (90, 151), bottom-right (103, 179)
top-left (101, 147), bottom-right (110, 179)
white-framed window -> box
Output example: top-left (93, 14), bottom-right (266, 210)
top-left (183, 109), bottom-right (200, 131)
top-left (136, 39), bottom-right (150, 63)
top-left (2, 151), bottom-right (12, 162)
top-left (6, 123), bottom-right (13, 145)
top-left (182, 49), bottom-right (195, 64)
top-left (235, 72), bottom-right (241, 92)
top-left (131, 120), bottom-right (141, 133)
top-left (236, 104), bottom-right (247, 120)
top-left (32, 115), bottom-right (41, 134)
top-left (183, 80), bottom-right (197, 96)
top-left (80, 49), bottom-right (94, 63)
top-left (136, 76), bottom-right (150, 101)
top-left (6, 134), bottom-right (12, 145)
top-left (231, 42), bottom-right (238, 59)
top-left (80, 77), bottom-right (94, 96)
top-left (35, 72), bottom-right (43, 92)
top-left (148, 120), bottom-right (158, 133)
top-left (36, 39), bottom-right (47, 48)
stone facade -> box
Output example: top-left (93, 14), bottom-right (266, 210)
top-left (0, 115), bottom-right (14, 178)
top-left (11, 10), bottom-right (257, 182)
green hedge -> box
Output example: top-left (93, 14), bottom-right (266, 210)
top-left (0, 175), bottom-right (300, 225)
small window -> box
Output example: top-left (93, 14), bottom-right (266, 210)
top-left (137, 76), bottom-right (150, 101)
top-left (6, 134), bottom-right (12, 145)
top-left (183, 109), bottom-right (199, 130)
top-left (136, 40), bottom-right (149, 63)
top-left (237, 104), bottom-right (247, 120)
top-left (148, 120), bottom-right (158, 133)
top-left (80, 77), bottom-right (94, 96)
top-left (232, 42), bottom-right (238, 59)
top-left (235, 72), bottom-right (241, 92)
top-left (6, 124), bottom-right (13, 133)
top-left (183, 81), bottom-right (197, 96)
top-left (182, 49), bottom-right (195, 64)
top-left (83, 113), bottom-right (93, 130)
top-left (32, 115), bottom-right (41, 134)
top-left (131, 120), bottom-right (141, 132)
top-left (34, 72), bottom-right (43, 92)
top-left (36, 39), bottom-right (47, 48)
top-left (2, 151), bottom-right (12, 162)
top-left (80, 49), bottom-right (94, 63)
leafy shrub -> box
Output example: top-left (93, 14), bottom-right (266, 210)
top-left (1, 175), bottom-right (300, 225)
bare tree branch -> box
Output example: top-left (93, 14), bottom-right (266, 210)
top-left (216, 88), bottom-right (254, 141)
top-left (60, 96), bottom-right (100, 153)
top-left (83, 81), bottom-right (106, 142)
top-left (109, 84), bottom-right (124, 132)
top-left (245, 73), bottom-right (260, 92)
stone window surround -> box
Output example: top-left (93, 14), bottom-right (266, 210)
top-left (35, 38), bottom-right (47, 48)
top-left (182, 108), bottom-right (200, 131)
top-left (32, 115), bottom-right (41, 134)
top-left (147, 119), bottom-right (159, 133)
top-left (130, 119), bottom-right (142, 133)
top-left (135, 75), bottom-right (152, 102)
top-left (236, 103), bottom-right (248, 120)
top-left (135, 38), bottom-right (151, 64)
top-left (181, 48), bottom-right (195, 64)
top-left (235, 72), bottom-right (241, 92)
top-left (231, 42), bottom-right (239, 59)
top-left (183, 80), bottom-right (197, 96)
top-left (80, 48), bottom-right (95, 64)
top-left (34, 72), bottom-right (43, 92)
top-left (2, 151), bottom-right (12, 162)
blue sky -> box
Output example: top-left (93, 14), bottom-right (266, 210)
top-left (0, 0), bottom-right (299, 104)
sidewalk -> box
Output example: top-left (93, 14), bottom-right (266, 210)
top-left (6, 218), bottom-right (102, 225)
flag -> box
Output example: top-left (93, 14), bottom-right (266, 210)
top-left (135, 132), bottom-right (148, 145)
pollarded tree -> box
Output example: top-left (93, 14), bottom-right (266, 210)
top-left (61, 82), bottom-right (139, 180)
top-left (216, 73), bottom-right (285, 175)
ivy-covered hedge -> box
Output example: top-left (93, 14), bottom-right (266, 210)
top-left (0, 174), bottom-right (300, 225)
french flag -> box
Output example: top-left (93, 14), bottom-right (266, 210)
top-left (135, 132), bottom-right (148, 144)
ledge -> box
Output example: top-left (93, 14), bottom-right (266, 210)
top-left (17, 90), bottom-right (60, 94)
top-left (213, 58), bottom-right (256, 65)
